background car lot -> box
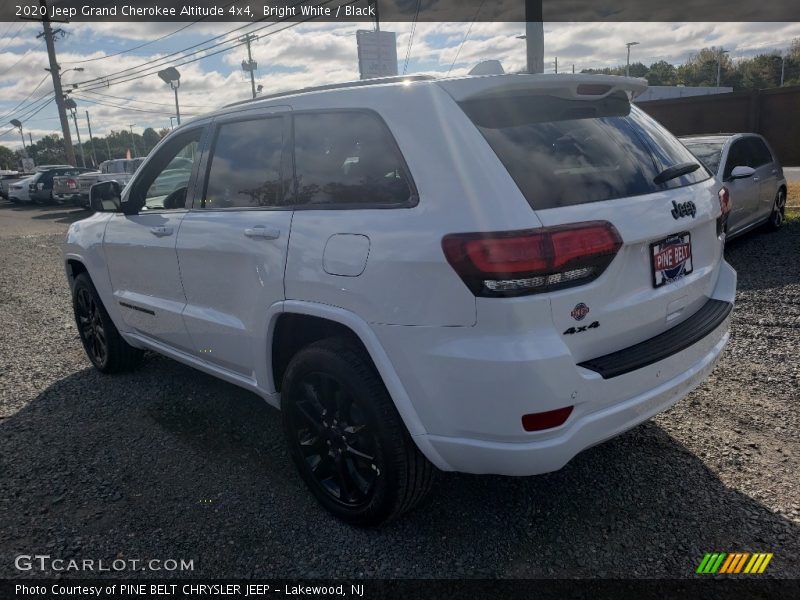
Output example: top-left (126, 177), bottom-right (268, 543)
top-left (0, 200), bottom-right (797, 578)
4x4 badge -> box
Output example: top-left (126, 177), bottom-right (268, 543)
top-left (564, 321), bottom-right (600, 335)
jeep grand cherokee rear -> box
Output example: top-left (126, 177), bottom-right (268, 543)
top-left (65, 74), bottom-right (735, 526)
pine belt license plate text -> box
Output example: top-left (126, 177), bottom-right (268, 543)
top-left (650, 232), bottom-right (693, 288)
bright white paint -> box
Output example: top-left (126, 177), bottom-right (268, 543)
top-left (63, 74), bottom-right (736, 475)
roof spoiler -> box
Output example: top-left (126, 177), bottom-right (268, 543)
top-left (437, 74), bottom-right (648, 103)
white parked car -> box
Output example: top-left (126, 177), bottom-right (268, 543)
top-left (680, 133), bottom-right (787, 238)
top-left (8, 176), bottom-right (35, 203)
top-left (64, 74), bottom-right (736, 526)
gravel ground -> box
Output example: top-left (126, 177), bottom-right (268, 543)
top-left (0, 200), bottom-right (798, 579)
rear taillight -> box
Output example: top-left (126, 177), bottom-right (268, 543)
top-left (717, 186), bottom-right (731, 237)
top-left (442, 221), bottom-right (622, 297)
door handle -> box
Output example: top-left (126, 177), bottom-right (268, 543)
top-left (149, 226), bottom-right (173, 237)
top-left (752, 176), bottom-right (760, 182)
top-left (244, 226), bottom-right (280, 240)
top-left (772, 169), bottom-right (777, 174)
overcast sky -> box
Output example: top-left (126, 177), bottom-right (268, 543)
top-left (1, 20), bottom-right (799, 149)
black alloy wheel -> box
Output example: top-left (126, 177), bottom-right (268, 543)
top-left (76, 285), bottom-right (107, 366)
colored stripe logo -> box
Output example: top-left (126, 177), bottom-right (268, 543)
top-left (696, 552), bottom-right (773, 574)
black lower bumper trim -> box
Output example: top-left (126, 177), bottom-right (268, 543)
top-left (578, 298), bottom-right (732, 379)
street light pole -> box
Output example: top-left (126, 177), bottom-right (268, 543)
top-left (626, 41), bottom-right (639, 77)
top-left (13, 122), bottom-right (26, 157)
top-left (128, 124), bottom-right (137, 158)
top-left (158, 67), bottom-right (181, 126)
top-left (716, 49), bottom-right (729, 87)
top-left (173, 84), bottom-right (180, 125)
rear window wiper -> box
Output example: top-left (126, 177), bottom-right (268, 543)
top-left (653, 162), bottom-right (701, 185)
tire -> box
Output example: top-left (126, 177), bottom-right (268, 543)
top-left (766, 187), bottom-right (786, 231)
top-left (281, 337), bottom-right (436, 526)
top-left (72, 273), bottom-right (143, 373)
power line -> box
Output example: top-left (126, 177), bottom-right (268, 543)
top-left (60, 0), bottom-right (243, 65)
top-left (61, 22), bottom-right (199, 64)
top-left (71, 93), bottom-right (198, 117)
top-left (402, 0), bottom-right (421, 75)
top-left (447, 0), bottom-right (486, 76)
top-left (66, 0), bottom-right (336, 92)
top-left (0, 22), bottom-right (28, 55)
top-left (0, 74), bottom-right (51, 122)
top-left (0, 41), bottom-right (43, 78)
top-left (80, 89), bottom-right (215, 109)
top-left (77, 6), bottom-right (349, 94)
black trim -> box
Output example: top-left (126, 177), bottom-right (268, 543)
top-left (118, 301), bottom-right (155, 316)
top-left (578, 298), bottom-right (732, 379)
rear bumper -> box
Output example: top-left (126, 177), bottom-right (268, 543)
top-left (374, 260), bottom-right (736, 475)
top-left (423, 327), bottom-right (727, 475)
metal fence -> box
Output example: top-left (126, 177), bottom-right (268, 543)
top-left (638, 85), bottom-right (800, 166)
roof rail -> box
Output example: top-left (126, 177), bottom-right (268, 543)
top-left (223, 75), bottom-right (436, 108)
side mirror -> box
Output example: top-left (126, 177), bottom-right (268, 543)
top-left (89, 180), bottom-right (122, 212)
top-left (730, 166), bottom-right (756, 180)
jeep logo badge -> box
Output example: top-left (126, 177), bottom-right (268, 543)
top-left (671, 200), bottom-right (697, 220)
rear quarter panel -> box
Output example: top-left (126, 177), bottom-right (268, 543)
top-left (283, 83), bottom-right (544, 326)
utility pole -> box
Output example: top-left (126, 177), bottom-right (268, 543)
top-left (572, 64), bottom-right (575, 74)
top-left (554, 56), bottom-right (558, 74)
top-left (239, 33), bottom-right (258, 99)
top-left (36, 0), bottom-right (76, 166)
top-left (128, 124), bottom-right (137, 158)
top-left (105, 137), bottom-right (111, 161)
top-left (780, 55), bottom-right (785, 86)
top-left (28, 132), bottom-right (36, 162)
top-left (85, 110), bottom-right (97, 167)
top-left (525, 0), bottom-right (544, 74)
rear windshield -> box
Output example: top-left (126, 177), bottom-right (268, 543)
top-left (459, 93), bottom-right (709, 210)
top-left (682, 140), bottom-right (724, 174)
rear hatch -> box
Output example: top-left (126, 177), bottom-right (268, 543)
top-left (53, 175), bottom-right (80, 196)
top-left (443, 75), bottom-right (723, 362)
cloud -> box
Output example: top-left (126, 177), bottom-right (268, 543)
top-left (2, 20), bottom-right (800, 151)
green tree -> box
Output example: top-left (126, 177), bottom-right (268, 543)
top-left (627, 61), bottom-right (648, 78)
top-left (646, 60), bottom-right (677, 85)
top-left (680, 47), bottom-right (734, 86)
top-left (142, 127), bottom-right (161, 154)
top-left (0, 145), bottom-right (17, 170)
top-left (31, 135), bottom-right (67, 165)
top-left (738, 53), bottom-right (783, 90)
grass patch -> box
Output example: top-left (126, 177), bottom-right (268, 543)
top-left (788, 181), bottom-right (799, 208)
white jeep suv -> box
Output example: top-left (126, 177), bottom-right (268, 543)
top-left (63, 74), bottom-right (736, 526)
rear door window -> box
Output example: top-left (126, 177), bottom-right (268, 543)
top-left (459, 94), bottom-right (708, 210)
top-left (202, 116), bottom-right (286, 209)
top-left (292, 111), bottom-right (415, 207)
top-left (746, 137), bottom-right (773, 167)
top-left (723, 140), bottom-right (751, 179)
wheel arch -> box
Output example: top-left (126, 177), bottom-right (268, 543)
top-left (65, 257), bottom-right (89, 289)
top-left (270, 301), bottom-right (449, 470)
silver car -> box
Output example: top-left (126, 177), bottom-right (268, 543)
top-left (680, 133), bottom-right (787, 238)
